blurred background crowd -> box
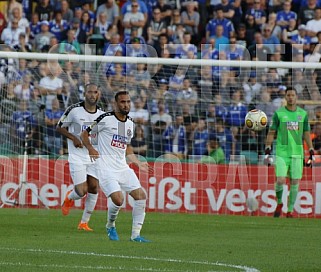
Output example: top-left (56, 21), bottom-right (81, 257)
top-left (0, 0), bottom-right (321, 164)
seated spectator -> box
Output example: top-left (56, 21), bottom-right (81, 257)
top-left (35, 0), bottom-right (54, 22)
top-left (29, 13), bottom-right (41, 42)
top-left (11, 100), bottom-right (37, 154)
top-left (225, 89), bottom-right (247, 128)
top-left (44, 98), bottom-right (64, 155)
top-left (239, 126), bottom-right (260, 164)
top-left (34, 20), bottom-right (55, 52)
top-left (97, 0), bottom-right (120, 26)
top-left (123, 26), bottom-right (146, 44)
top-left (246, 0), bottom-right (266, 28)
top-left (206, 6), bottom-right (234, 41)
top-left (61, 0), bottom-right (74, 25)
top-left (167, 10), bottom-right (183, 44)
top-left (107, 63), bottom-right (127, 92)
top-left (181, 1), bottom-right (200, 45)
top-left (282, 19), bottom-right (301, 61)
top-left (131, 124), bottom-right (148, 157)
top-left (176, 78), bottom-right (198, 115)
top-left (267, 12), bottom-right (282, 41)
top-left (147, 7), bottom-right (167, 46)
top-left (150, 100), bottom-right (173, 157)
top-left (13, 32), bottom-right (32, 52)
top-left (155, 0), bottom-right (172, 25)
top-left (1, 19), bottom-right (24, 47)
top-left (123, 1), bottom-right (146, 39)
top-left (306, 8), bottom-right (321, 42)
top-left (0, 83), bottom-right (18, 125)
top-left (49, 10), bottom-right (69, 42)
top-left (80, 11), bottom-right (94, 39)
top-left (262, 24), bottom-right (281, 53)
top-left (276, 1), bottom-right (297, 31)
top-left (200, 134), bottom-right (225, 164)
top-left (59, 29), bottom-right (81, 54)
top-left (174, 32), bottom-right (197, 59)
top-left (298, 0), bottom-right (319, 25)
top-left (214, 117), bottom-right (234, 162)
top-left (212, 25), bottom-right (229, 51)
top-left (191, 118), bottom-right (209, 156)
top-left (14, 73), bottom-right (33, 101)
top-left (197, 65), bottom-right (214, 112)
top-left (163, 114), bottom-right (187, 160)
top-left (39, 63), bottom-right (63, 110)
top-left (290, 24), bottom-right (311, 57)
top-left (248, 32), bottom-right (272, 61)
top-left (7, 0), bottom-right (23, 22)
top-left (95, 12), bottom-right (110, 39)
top-left (121, 0), bottom-right (148, 23)
top-left (9, 7), bottom-right (30, 38)
top-left (130, 96), bottom-right (149, 137)
top-left (243, 72), bottom-right (263, 105)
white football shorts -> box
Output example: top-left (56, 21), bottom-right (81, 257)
top-left (69, 162), bottom-right (98, 185)
top-left (98, 167), bottom-right (141, 197)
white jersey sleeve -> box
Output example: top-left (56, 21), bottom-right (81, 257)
top-left (58, 102), bottom-right (105, 164)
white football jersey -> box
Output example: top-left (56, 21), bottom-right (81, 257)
top-left (58, 101), bottom-right (105, 163)
top-left (87, 111), bottom-right (135, 172)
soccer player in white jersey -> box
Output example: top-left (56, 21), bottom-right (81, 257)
top-left (56, 83), bottom-right (105, 231)
top-left (81, 90), bottom-right (151, 242)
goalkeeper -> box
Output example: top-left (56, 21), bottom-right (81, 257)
top-left (265, 88), bottom-right (314, 218)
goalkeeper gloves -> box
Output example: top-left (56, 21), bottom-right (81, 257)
top-left (306, 149), bottom-right (315, 167)
top-left (264, 146), bottom-right (273, 166)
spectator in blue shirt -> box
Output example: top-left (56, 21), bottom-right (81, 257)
top-left (191, 118), bottom-right (209, 156)
top-left (225, 89), bottom-right (247, 128)
top-left (49, 10), bottom-right (69, 41)
top-left (163, 114), bottom-right (187, 160)
top-left (206, 5), bottom-right (234, 41)
top-left (246, 0), bottom-right (266, 28)
top-left (262, 24), bottom-right (281, 53)
top-left (44, 98), bottom-right (64, 155)
top-left (276, 1), bottom-right (297, 30)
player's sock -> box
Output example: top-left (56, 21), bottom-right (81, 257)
top-left (81, 193), bottom-right (98, 223)
top-left (275, 183), bottom-right (284, 204)
top-left (288, 184), bottom-right (299, 213)
top-left (106, 199), bottom-right (121, 229)
top-left (131, 199), bottom-right (146, 239)
top-left (68, 190), bottom-right (83, 201)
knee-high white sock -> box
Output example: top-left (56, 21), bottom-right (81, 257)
top-left (106, 198), bottom-right (121, 228)
top-left (131, 199), bottom-right (146, 239)
top-left (81, 193), bottom-right (98, 223)
top-left (68, 190), bottom-right (83, 200)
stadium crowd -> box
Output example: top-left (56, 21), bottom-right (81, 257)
top-left (0, 0), bottom-right (321, 163)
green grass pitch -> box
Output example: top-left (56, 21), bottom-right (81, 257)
top-left (1, 208), bottom-right (321, 272)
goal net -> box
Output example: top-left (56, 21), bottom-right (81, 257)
top-left (0, 47), bottom-right (320, 217)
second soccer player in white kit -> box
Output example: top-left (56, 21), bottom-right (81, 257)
top-left (81, 91), bottom-right (152, 242)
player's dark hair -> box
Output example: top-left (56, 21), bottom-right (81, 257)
top-left (285, 87), bottom-right (297, 94)
top-left (115, 90), bottom-right (129, 101)
top-left (85, 83), bottom-right (99, 92)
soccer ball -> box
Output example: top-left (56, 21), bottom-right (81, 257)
top-left (245, 109), bottom-right (268, 131)
top-left (246, 197), bottom-right (259, 212)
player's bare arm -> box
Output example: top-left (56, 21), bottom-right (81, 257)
top-left (56, 126), bottom-right (83, 148)
top-left (265, 129), bottom-right (276, 149)
top-left (81, 130), bottom-right (100, 162)
top-left (126, 144), bottom-right (153, 173)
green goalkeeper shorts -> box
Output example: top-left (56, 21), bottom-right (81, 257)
top-left (275, 155), bottom-right (303, 179)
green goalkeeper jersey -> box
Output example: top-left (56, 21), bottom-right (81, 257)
top-left (270, 106), bottom-right (310, 158)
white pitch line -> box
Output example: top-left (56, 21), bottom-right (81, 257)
top-left (0, 247), bottom-right (260, 272)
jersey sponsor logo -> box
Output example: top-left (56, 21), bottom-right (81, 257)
top-left (287, 121), bottom-right (299, 130)
top-left (111, 134), bottom-right (127, 149)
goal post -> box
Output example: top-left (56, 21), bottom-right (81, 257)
top-left (0, 50), bottom-right (320, 216)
